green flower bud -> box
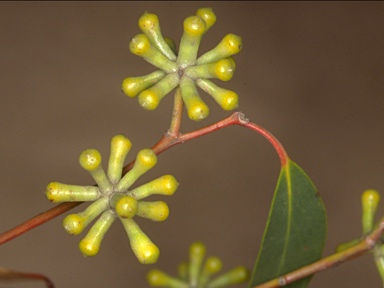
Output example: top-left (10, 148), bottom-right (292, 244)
top-left (116, 149), bottom-right (157, 192)
top-left (189, 241), bottom-right (206, 287)
top-left (178, 261), bottom-right (188, 281)
top-left (214, 57), bottom-right (236, 81)
top-left (147, 269), bottom-right (188, 288)
top-left (79, 210), bottom-right (116, 257)
top-left (204, 256), bottom-right (223, 275)
top-left (129, 174), bottom-right (179, 200)
top-left (108, 135), bottom-right (132, 184)
top-left (63, 197), bottom-right (109, 235)
top-left (138, 72), bottom-right (180, 110)
top-left (185, 57), bottom-right (236, 81)
top-left (79, 149), bottom-right (113, 194)
top-left (138, 12), bottom-right (177, 61)
top-left (63, 213), bottom-right (87, 236)
top-left (362, 189), bottom-right (380, 234)
top-left (79, 148), bottom-right (101, 171)
top-left (137, 201), bottom-right (169, 222)
top-left (164, 37), bottom-right (177, 55)
top-left (180, 76), bottom-right (209, 121)
top-left (122, 70), bottom-right (166, 98)
top-left (45, 182), bottom-right (100, 202)
top-left (130, 34), bottom-right (178, 73)
top-left (114, 195), bottom-right (138, 219)
top-left (196, 79), bottom-right (238, 111)
top-left (177, 15), bottom-right (206, 69)
top-left (208, 266), bottom-right (249, 288)
top-left (120, 218), bottom-right (160, 264)
top-left (199, 256), bottom-right (223, 287)
top-left (196, 7), bottom-right (216, 32)
top-left (197, 34), bottom-right (242, 65)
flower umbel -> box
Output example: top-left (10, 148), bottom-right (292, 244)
top-left (147, 241), bottom-right (249, 287)
top-left (45, 134), bottom-right (179, 264)
top-left (122, 8), bottom-right (242, 121)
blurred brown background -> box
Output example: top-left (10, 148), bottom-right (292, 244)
top-left (1, 2), bottom-right (384, 287)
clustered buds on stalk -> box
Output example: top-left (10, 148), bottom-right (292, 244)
top-left (45, 134), bottom-right (179, 264)
top-left (360, 189), bottom-right (384, 283)
top-left (337, 189), bottom-right (384, 283)
top-left (361, 189), bottom-right (380, 235)
top-left (122, 7), bottom-right (242, 121)
top-left (147, 241), bottom-right (249, 287)
top-left (45, 8), bottom-right (249, 285)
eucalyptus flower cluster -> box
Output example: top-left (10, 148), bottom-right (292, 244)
top-left (147, 241), bottom-right (249, 287)
top-left (45, 6), bottom-right (246, 278)
top-left (122, 7), bottom-right (242, 121)
top-left (45, 134), bottom-right (178, 264)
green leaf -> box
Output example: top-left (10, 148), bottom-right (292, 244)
top-left (248, 159), bottom-right (327, 288)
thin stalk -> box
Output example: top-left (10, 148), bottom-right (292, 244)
top-left (0, 202), bottom-right (81, 245)
top-left (0, 267), bottom-right (54, 288)
top-left (168, 87), bottom-right (184, 137)
top-left (243, 122), bottom-right (288, 166)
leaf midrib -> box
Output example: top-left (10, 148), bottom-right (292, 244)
top-left (277, 162), bottom-right (293, 274)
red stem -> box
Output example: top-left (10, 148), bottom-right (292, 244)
top-left (0, 267), bottom-right (54, 288)
top-left (151, 112), bottom-right (289, 167)
top-left (0, 202), bottom-right (81, 245)
top-left (243, 122), bottom-right (288, 166)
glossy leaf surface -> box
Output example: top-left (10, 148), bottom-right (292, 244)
top-left (249, 159), bottom-right (327, 287)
